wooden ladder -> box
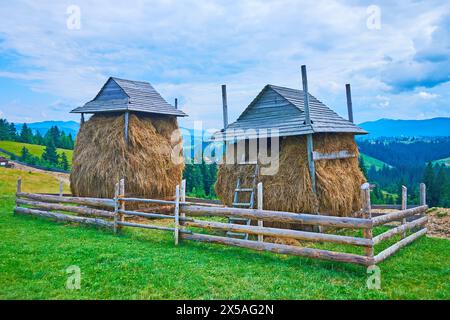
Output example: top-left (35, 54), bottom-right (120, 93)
top-left (227, 162), bottom-right (259, 240)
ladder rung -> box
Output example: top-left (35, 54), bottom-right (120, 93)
top-left (235, 188), bottom-right (253, 192)
top-left (232, 202), bottom-right (251, 207)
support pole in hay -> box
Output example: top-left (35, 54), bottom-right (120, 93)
top-left (174, 185), bottom-right (180, 245)
top-left (401, 185), bottom-right (407, 238)
top-left (113, 182), bottom-right (119, 234)
top-left (221, 84), bottom-right (228, 129)
top-left (124, 111), bottom-right (130, 145)
top-left (361, 183), bottom-right (373, 259)
top-left (257, 182), bottom-right (264, 242)
top-left (301, 65), bottom-right (317, 194)
top-left (420, 183), bottom-right (426, 206)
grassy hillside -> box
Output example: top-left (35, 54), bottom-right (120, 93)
top-left (433, 157), bottom-right (450, 167)
top-left (0, 141), bottom-right (73, 163)
top-left (360, 153), bottom-right (391, 171)
top-left (0, 167), bottom-right (449, 299)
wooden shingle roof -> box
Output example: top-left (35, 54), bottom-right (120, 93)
top-left (213, 84), bottom-right (366, 141)
top-left (71, 77), bottom-right (187, 117)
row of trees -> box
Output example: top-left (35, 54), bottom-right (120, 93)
top-left (360, 156), bottom-right (450, 207)
top-left (14, 145), bottom-right (70, 171)
top-left (183, 162), bottom-right (218, 199)
top-left (0, 118), bottom-right (74, 150)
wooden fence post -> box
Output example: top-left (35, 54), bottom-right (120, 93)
top-left (174, 185), bottom-right (180, 245)
top-left (118, 178), bottom-right (125, 231)
top-left (257, 182), bottom-right (264, 242)
top-left (113, 182), bottom-right (119, 234)
top-left (15, 178), bottom-right (22, 213)
top-left (420, 183), bottom-right (426, 206)
top-left (16, 177), bottom-right (22, 194)
top-left (59, 180), bottom-right (64, 197)
top-left (180, 179), bottom-right (186, 229)
top-left (401, 186), bottom-right (407, 238)
top-left (361, 183), bottom-right (373, 259)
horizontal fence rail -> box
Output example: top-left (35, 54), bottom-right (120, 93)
top-left (13, 178), bottom-right (429, 268)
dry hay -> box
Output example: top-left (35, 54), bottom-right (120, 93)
top-left (215, 133), bottom-right (366, 223)
top-left (70, 113), bottom-right (184, 201)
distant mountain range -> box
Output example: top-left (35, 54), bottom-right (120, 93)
top-left (358, 117), bottom-right (450, 139)
top-left (14, 117), bottom-right (450, 140)
top-left (15, 121), bottom-right (79, 137)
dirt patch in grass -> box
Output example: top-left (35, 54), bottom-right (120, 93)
top-left (10, 161), bottom-right (70, 186)
top-left (426, 208), bottom-right (450, 240)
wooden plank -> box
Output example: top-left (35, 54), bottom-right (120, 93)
top-left (16, 198), bottom-right (114, 218)
top-left (312, 150), bottom-right (356, 161)
top-left (181, 205), bottom-right (372, 229)
top-left (17, 178), bottom-right (22, 194)
top-left (113, 182), bottom-right (119, 233)
top-left (374, 228), bottom-right (427, 264)
top-left (174, 185), bottom-right (180, 245)
top-left (420, 183), bottom-right (426, 206)
top-left (373, 216), bottom-right (428, 245)
top-left (119, 178), bottom-right (125, 230)
top-left (222, 85), bottom-right (228, 129)
top-left (124, 111), bottom-right (129, 144)
top-left (361, 183), bottom-right (374, 258)
top-left (14, 207), bottom-right (113, 228)
top-left (17, 192), bottom-right (114, 208)
top-left (185, 219), bottom-right (373, 246)
top-left (257, 182), bottom-right (263, 242)
top-left (181, 233), bottom-right (373, 266)
top-left (401, 185), bottom-right (407, 238)
top-left (120, 197), bottom-right (177, 205)
top-left (117, 221), bottom-right (179, 233)
top-left (345, 84), bottom-right (354, 123)
top-left (301, 65), bottom-right (316, 194)
top-left (371, 205), bottom-right (428, 227)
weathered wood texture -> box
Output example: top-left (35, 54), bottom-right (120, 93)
top-left (181, 233), bottom-right (373, 266)
top-left (374, 228), bottom-right (427, 264)
top-left (184, 219), bottom-right (373, 247)
top-left (17, 192), bottom-right (114, 208)
top-left (361, 183), bottom-right (373, 257)
top-left (420, 183), bottom-right (426, 206)
top-left (373, 216), bottom-right (428, 245)
top-left (174, 185), bottom-right (180, 245)
top-left (401, 185), bottom-right (407, 238)
top-left (371, 205), bottom-right (428, 227)
top-left (14, 207), bottom-right (113, 228)
top-left (312, 150), bottom-right (355, 161)
top-left (257, 182), bottom-right (264, 242)
top-left (16, 198), bottom-right (114, 218)
top-left (181, 205), bottom-right (372, 229)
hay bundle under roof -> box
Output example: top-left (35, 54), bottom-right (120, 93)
top-left (70, 113), bottom-right (184, 199)
top-left (215, 133), bottom-right (365, 219)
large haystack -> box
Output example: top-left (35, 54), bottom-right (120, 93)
top-left (70, 113), bottom-right (184, 199)
top-left (215, 133), bottom-right (365, 218)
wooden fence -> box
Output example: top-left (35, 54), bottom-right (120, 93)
top-left (13, 178), bottom-right (428, 267)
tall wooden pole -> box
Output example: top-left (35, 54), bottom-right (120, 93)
top-left (301, 65), bottom-right (316, 194)
top-left (81, 113), bottom-right (85, 124)
top-left (257, 182), bottom-right (264, 242)
top-left (361, 183), bottom-right (373, 258)
top-left (345, 84), bottom-right (354, 123)
top-left (175, 98), bottom-right (178, 109)
top-left (401, 185), bottom-right (407, 238)
top-left (221, 85), bottom-right (228, 129)
top-left (124, 112), bottom-right (130, 145)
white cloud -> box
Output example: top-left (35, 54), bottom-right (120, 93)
top-left (0, 0), bottom-right (449, 126)
top-left (417, 91), bottom-right (439, 99)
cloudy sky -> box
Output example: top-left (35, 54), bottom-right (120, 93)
top-left (0, 0), bottom-right (449, 130)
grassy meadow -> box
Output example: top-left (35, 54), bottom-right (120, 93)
top-left (0, 167), bottom-right (449, 299)
top-left (0, 140), bottom-right (73, 163)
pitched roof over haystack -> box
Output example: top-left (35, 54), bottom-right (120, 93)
top-left (71, 77), bottom-right (187, 117)
top-left (214, 84), bottom-right (366, 141)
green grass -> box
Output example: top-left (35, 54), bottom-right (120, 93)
top-left (360, 153), bottom-right (391, 171)
top-left (0, 167), bottom-right (449, 299)
top-left (0, 140), bottom-right (73, 164)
